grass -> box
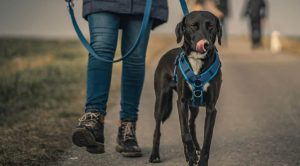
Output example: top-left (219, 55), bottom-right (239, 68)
top-left (0, 38), bottom-right (86, 165)
top-left (281, 37), bottom-right (300, 54)
top-left (260, 35), bottom-right (300, 54)
top-left (0, 35), bottom-right (175, 165)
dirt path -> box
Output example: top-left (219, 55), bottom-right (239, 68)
top-left (61, 38), bottom-right (300, 166)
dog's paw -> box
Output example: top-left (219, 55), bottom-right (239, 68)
top-left (198, 155), bottom-right (208, 166)
top-left (197, 160), bottom-right (208, 166)
top-left (188, 152), bottom-right (199, 166)
top-left (196, 150), bottom-right (201, 163)
top-left (149, 154), bottom-right (161, 163)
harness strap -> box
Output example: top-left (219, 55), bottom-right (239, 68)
top-left (172, 54), bottom-right (180, 82)
top-left (176, 49), bottom-right (221, 107)
top-left (179, 51), bottom-right (221, 85)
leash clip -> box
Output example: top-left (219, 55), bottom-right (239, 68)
top-left (193, 90), bottom-right (203, 98)
top-left (66, 0), bottom-right (75, 9)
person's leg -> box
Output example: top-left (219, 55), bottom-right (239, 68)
top-left (119, 15), bottom-right (153, 121)
top-left (256, 19), bottom-right (262, 46)
top-left (72, 12), bottom-right (120, 154)
top-left (251, 18), bottom-right (262, 48)
top-left (222, 18), bottom-right (228, 45)
top-left (250, 19), bottom-right (256, 47)
top-left (85, 13), bottom-right (120, 114)
top-left (115, 15), bottom-right (152, 157)
top-left (220, 18), bottom-right (228, 45)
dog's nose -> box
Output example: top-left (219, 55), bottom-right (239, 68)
top-left (196, 40), bottom-right (209, 54)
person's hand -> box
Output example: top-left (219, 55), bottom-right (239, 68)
top-left (65, 0), bottom-right (75, 7)
top-left (65, 0), bottom-right (75, 5)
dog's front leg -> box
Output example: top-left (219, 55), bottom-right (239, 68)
top-left (177, 99), bottom-right (198, 166)
top-left (189, 106), bottom-right (201, 152)
top-left (199, 105), bottom-right (217, 166)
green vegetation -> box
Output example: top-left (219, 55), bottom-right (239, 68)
top-left (0, 38), bottom-right (86, 165)
top-left (0, 35), bottom-right (172, 165)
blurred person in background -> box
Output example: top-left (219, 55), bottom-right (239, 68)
top-left (242, 0), bottom-right (268, 48)
top-left (215, 0), bottom-right (230, 45)
top-left (187, 0), bottom-right (227, 45)
top-left (68, 0), bottom-right (168, 157)
top-left (187, 0), bottom-right (223, 18)
top-left (187, 0), bottom-right (205, 11)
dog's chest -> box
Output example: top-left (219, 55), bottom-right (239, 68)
top-left (187, 52), bottom-right (210, 91)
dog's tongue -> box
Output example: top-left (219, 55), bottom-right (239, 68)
top-left (196, 40), bottom-right (207, 54)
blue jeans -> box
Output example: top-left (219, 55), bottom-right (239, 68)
top-left (85, 12), bottom-right (152, 121)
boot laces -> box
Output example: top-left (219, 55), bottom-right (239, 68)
top-left (78, 112), bottom-right (99, 127)
top-left (123, 122), bottom-right (136, 142)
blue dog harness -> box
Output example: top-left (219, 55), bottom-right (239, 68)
top-left (173, 49), bottom-right (221, 107)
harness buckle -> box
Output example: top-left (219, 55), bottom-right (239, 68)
top-left (193, 90), bottom-right (203, 98)
top-left (194, 79), bottom-right (202, 87)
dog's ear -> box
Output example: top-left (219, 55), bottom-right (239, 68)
top-left (175, 17), bottom-right (185, 43)
top-left (216, 18), bottom-right (223, 45)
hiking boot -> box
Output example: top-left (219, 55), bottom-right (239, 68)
top-left (116, 121), bottom-right (142, 157)
top-left (72, 112), bottom-right (105, 154)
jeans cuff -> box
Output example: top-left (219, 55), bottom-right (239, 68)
top-left (85, 105), bottom-right (106, 116)
top-left (120, 118), bottom-right (137, 122)
top-left (120, 112), bottom-right (138, 122)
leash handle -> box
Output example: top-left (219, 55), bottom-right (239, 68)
top-left (67, 0), bottom-right (152, 63)
top-left (66, 0), bottom-right (74, 8)
top-left (179, 0), bottom-right (189, 16)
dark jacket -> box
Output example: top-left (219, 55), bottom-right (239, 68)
top-left (243, 0), bottom-right (267, 20)
top-left (215, 0), bottom-right (230, 18)
top-left (196, 0), bottom-right (205, 5)
top-left (82, 0), bottom-right (168, 29)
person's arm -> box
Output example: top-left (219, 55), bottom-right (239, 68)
top-left (206, 0), bottom-right (224, 18)
top-left (241, 0), bottom-right (250, 18)
top-left (226, 0), bottom-right (231, 17)
top-left (65, 0), bottom-right (75, 4)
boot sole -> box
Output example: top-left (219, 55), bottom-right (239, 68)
top-left (72, 128), bottom-right (104, 154)
top-left (115, 145), bottom-right (142, 157)
top-left (86, 144), bottom-right (104, 154)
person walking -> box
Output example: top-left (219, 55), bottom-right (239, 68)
top-left (188, 0), bottom-right (223, 18)
top-left (68, 0), bottom-right (168, 157)
top-left (242, 0), bottom-right (267, 48)
top-left (215, 0), bottom-right (230, 45)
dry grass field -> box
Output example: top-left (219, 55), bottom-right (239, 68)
top-left (280, 37), bottom-right (300, 54)
top-left (238, 35), bottom-right (300, 54)
top-left (0, 38), bottom-right (88, 165)
top-left (0, 35), bottom-right (175, 165)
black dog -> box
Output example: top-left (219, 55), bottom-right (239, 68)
top-left (149, 11), bottom-right (222, 166)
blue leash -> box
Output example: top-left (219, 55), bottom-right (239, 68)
top-left (179, 0), bottom-right (190, 16)
top-left (66, 0), bottom-right (189, 63)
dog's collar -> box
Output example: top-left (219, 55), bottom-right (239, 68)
top-left (173, 49), bottom-right (221, 107)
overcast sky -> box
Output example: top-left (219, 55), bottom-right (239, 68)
top-left (0, 0), bottom-right (299, 38)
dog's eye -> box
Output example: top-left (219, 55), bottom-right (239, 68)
top-left (190, 23), bottom-right (199, 30)
top-left (206, 22), bottom-right (214, 32)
